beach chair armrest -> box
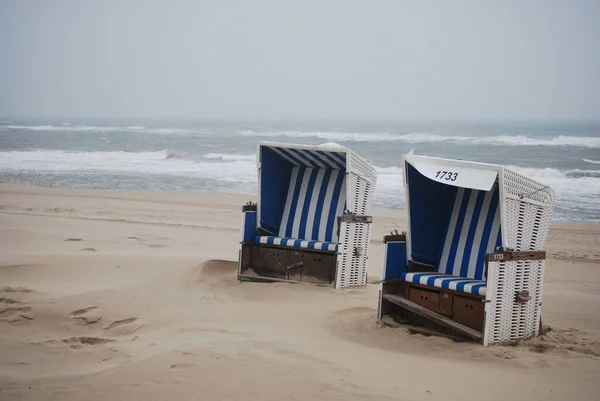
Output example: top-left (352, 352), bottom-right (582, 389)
top-left (241, 201), bottom-right (257, 212)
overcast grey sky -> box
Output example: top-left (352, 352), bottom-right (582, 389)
top-left (0, 0), bottom-right (598, 120)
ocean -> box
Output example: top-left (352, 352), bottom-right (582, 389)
top-left (1, 119), bottom-right (599, 222)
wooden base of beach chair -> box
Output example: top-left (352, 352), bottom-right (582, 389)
top-left (381, 293), bottom-right (483, 342)
top-left (379, 279), bottom-right (484, 342)
top-left (238, 243), bottom-right (337, 286)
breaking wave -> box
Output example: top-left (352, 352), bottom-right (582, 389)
top-left (2, 124), bottom-right (599, 148)
top-left (235, 130), bottom-right (600, 147)
top-left (565, 170), bottom-right (600, 178)
top-left (506, 166), bottom-right (600, 180)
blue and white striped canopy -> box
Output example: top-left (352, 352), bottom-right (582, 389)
top-left (264, 145), bottom-right (346, 169)
top-left (438, 185), bottom-right (502, 280)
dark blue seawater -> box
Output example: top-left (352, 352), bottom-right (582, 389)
top-left (1, 119), bottom-right (599, 221)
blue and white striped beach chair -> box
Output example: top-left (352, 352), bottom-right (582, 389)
top-left (378, 153), bottom-right (555, 345)
top-left (239, 142), bottom-right (377, 288)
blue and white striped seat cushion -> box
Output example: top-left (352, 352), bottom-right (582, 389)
top-left (402, 272), bottom-right (487, 296)
top-left (278, 166), bottom-right (346, 243)
top-left (437, 185), bottom-right (502, 281)
top-left (257, 236), bottom-right (339, 252)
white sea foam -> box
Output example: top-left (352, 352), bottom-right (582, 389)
top-left (144, 128), bottom-right (210, 135)
top-left (204, 153), bottom-right (256, 162)
top-left (566, 170), bottom-right (600, 178)
top-left (0, 150), bottom-right (256, 182)
top-left (6, 125), bottom-right (56, 131)
top-left (4, 124), bottom-right (127, 132)
top-left (504, 165), bottom-right (600, 216)
top-left (375, 166), bottom-right (403, 175)
top-left (583, 158), bottom-right (600, 165)
top-left (1, 124), bottom-right (194, 135)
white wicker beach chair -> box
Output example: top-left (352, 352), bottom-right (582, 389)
top-left (238, 141), bottom-right (377, 288)
top-left (378, 152), bottom-right (556, 345)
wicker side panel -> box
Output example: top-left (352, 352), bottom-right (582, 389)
top-left (335, 151), bottom-right (375, 288)
top-left (347, 151), bottom-right (377, 216)
top-left (502, 169), bottom-right (555, 251)
top-left (504, 199), bottom-right (551, 251)
top-left (349, 174), bottom-right (374, 216)
top-left (483, 259), bottom-right (544, 346)
top-left (349, 151), bottom-right (377, 185)
top-left (336, 221), bottom-right (371, 288)
top-left (503, 168), bottom-right (555, 204)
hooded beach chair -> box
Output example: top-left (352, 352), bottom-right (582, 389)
top-left (378, 153), bottom-right (555, 345)
top-left (238, 141), bottom-right (377, 288)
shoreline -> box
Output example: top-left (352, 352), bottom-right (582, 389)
top-left (1, 182), bottom-right (598, 225)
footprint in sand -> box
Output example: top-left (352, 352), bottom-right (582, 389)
top-left (74, 315), bottom-right (102, 325)
top-left (44, 207), bottom-right (75, 213)
top-left (0, 306), bottom-right (34, 323)
top-left (170, 363), bottom-right (195, 369)
top-left (0, 297), bottom-right (20, 304)
top-left (70, 306), bottom-right (102, 325)
top-left (1, 286), bottom-right (32, 293)
top-left (78, 248), bottom-right (97, 252)
top-left (0, 306), bottom-right (31, 316)
top-left (104, 318), bottom-right (143, 335)
top-left (62, 337), bottom-right (114, 346)
top-left (105, 317), bottom-right (137, 330)
top-left (70, 306), bottom-right (99, 316)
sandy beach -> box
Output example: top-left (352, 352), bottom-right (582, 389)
top-left (0, 183), bottom-right (599, 401)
